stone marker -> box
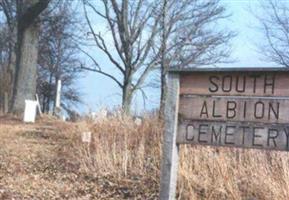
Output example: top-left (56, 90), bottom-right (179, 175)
top-left (23, 100), bottom-right (38, 123)
top-left (81, 131), bottom-right (92, 143)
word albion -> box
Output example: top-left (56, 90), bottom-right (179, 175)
top-left (199, 99), bottom-right (279, 120)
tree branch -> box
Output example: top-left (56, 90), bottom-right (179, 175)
top-left (79, 48), bottom-right (123, 88)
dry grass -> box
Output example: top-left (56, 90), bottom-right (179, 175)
top-left (68, 115), bottom-right (161, 199)
top-left (178, 147), bottom-right (289, 200)
top-left (1, 114), bottom-right (289, 199)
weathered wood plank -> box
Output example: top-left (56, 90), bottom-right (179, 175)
top-left (180, 72), bottom-right (289, 97)
top-left (179, 95), bottom-right (289, 124)
top-left (160, 73), bottom-right (180, 200)
top-left (177, 120), bottom-right (289, 151)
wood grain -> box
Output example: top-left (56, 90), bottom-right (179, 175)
top-left (179, 95), bottom-right (289, 124)
top-left (180, 72), bottom-right (289, 97)
top-left (177, 120), bottom-right (289, 151)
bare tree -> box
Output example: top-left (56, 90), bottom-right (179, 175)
top-left (82, 0), bottom-right (161, 114)
top-left (158, 0), bottom-right (235, 117)
top-left (37, 2), bottom-right (83, 115)
top-left (0, 0), bottom-right (51, 113)
top-left (254, 0), bottom-right (289, 67)
top-left (0, 0), bottom-right (17, 110)
top-left (11, 0), bottom-right (51, 113)
top-left (0, 25), bottom-right (10, 111)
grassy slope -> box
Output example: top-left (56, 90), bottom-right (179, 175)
top-left (0, 115), bottom-right (159, 200)
top-left (1, 115), bottom-right (289, 199)
top-left (0, 116), bottom-right (89, 199)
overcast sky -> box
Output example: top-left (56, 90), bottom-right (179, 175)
top-left (77, 0), bottom-right (279, 114)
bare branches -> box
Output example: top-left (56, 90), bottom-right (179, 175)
top-left (81, 0), bottom-right (233, 114)
top-left (79, 48), bottom-right (123, 88)
top-left (83, 1), bottom-right (125, 75)
top-left (81, 65), bottom-right (123, 88)
top-left (37, 2), bottom-right (84, 114)
top-left (82, 0), bottom-right (161, 113)
top-left (255, 0), bottom-right (289, 67)
top-left (0, 0), bottom-right (15, 30)
top-left (160, 0), bottom-right (234, 69)
top-left (158, 0), bottom-right (234, 117)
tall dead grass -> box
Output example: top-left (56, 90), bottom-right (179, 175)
top-left (66, 115), bottom-right (289, 199)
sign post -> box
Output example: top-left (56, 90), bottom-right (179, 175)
top-left (160, 73), bottom-right (180, 200)
top-left (160, 67), bottom-right (289, 199)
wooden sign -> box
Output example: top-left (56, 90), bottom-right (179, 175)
top-left (178, 70), bottom-right (289, 149)
top-left (160, 68), bottom-right (289, 200)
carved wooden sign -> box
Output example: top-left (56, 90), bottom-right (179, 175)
top-left (160, 68), bottom-right (289, 200)
top-left (178, 71), bottom-right (289, 150)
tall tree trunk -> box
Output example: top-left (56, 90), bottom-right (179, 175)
top-left (0, 29), bottom-right (17, 112)
top-left (11, 23), bottom-right (39, 113)
top-left (159, 0), bottom-right (168, 119)
top-left (122, 84), bottom-right (133, 114)
top-left (159, 65), bottom-right (168, 118)
top-left (7, 50), bottom-right (16, 106)
top-left (42, 95), bottom-right (46, 113)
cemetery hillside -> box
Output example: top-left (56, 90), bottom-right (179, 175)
top-left (2, 0), bottom-right (289, 199)
top-left (0, 113), bottom-right (289, 199)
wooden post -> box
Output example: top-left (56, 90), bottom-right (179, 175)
top-left (35, 94), bottom-right (42, 116)
top-left (160, 73), bottom-right (180, 200)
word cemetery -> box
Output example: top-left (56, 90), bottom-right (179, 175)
top-left (160, 68), bottom-right (289, 200)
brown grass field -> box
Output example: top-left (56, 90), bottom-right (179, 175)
top-left (0, 114), bottom-right (289, 199)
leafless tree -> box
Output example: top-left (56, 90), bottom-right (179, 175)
top-left (0, 25), bottom-right (10, 111)
top-left (0, 0), bottom-right (17, 110)
top-left (0, 0), bottom-right (50, 113)
top-left (254, 0), bottom-right (289, 67)
top-left (158, 0), bottom-right (235, 117)
top-left (37, 2), bottom-right (83, 115)
top-left (82, 0), bottom-right (162, 114)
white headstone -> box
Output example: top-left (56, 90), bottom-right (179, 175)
top-left (55, 80), bottom-right (62, 109)
top-left (97, 108), bottom-right (108, 120)
top-left (89, 108), bottom-right (108, 122)
top-left (81, 131), bottom-right (91, 143)
top-left (134, 117), bottom-right (142, 126)
top-left (89, 112), bottom-right (97, 120)
top-left (23, 100), bottom-right (38, 123)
